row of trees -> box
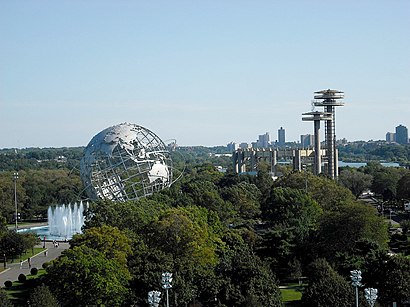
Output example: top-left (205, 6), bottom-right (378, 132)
top-left (339, 162), bottom-right (410, 201)
top-left (338, 142), bottom-right (410, 164)
top-left (0, 217), bottom-right (39, 263)
top-left (0, 169), bottom-right (85, 222)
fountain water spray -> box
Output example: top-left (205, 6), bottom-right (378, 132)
top-left (48, 201), bottom-right (87, 239)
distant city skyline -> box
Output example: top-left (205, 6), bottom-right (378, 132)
top-left (1, 1), bottom-right (409, 148)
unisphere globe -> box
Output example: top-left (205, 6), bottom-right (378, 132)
top-left (80, 123), bottom-right (173, 201)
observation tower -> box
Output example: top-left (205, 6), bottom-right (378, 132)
top-left (302, 111), bottom-right (332, 175)
top-left (313, 89), bottom-right (345, 179)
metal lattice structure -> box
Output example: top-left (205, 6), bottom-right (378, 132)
top-left (80, 123), bottom-right (173, 202)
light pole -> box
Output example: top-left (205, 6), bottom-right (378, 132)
top-left (13, 172), bottom-right (19, 231)
top-left (350, 270), bottom-right (362, 307)
top-left (148, 290), bottom-right (161, 307)
top-left (364, 288), bottom-right (378, 307)
top-left (161, 272), bottom-right (173, 307)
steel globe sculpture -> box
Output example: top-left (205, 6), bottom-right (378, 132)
top-left (80, 123), bottom-right (173, 202)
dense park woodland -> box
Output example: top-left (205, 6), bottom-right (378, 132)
top-left (1, 146), bottom-right (410, 306)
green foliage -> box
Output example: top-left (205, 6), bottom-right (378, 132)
top-left (260, 187), bottom-right (322, 278)
top-left (18, 273), bottom-right (27, 283)
top-left (0, 230), bottom-right (25, 258)
top-left (83, 198), bottom-right (169, 233)
top-left (339, 168), bottom-right (373, 198)
top-left (29, 284), bottom-right (59, 307)
top-left (180, 179), bottom-right (234, 222)
top-left (71, 225), bottom-right (132, 266)
top-left (274, 171), bottom-right (355, 209)
top-left (338, 142), bottom-right (410, 162)
top-left (0, 169), bottom-right (84, 221)
top-left (42, 262), bottom-right (50, 269)
top-left (369, 167), bottom-right (405, 200)
top-left (0, 289), bottom-right (13, 307)
top-left (301, 259), bottom-right (353, 307)
top-left (221, 181), bottom-right (262, 223)
top-left (397, 173), bottom-right (410, 200)
top-left (45, 245), bottom-right (131, 307)
top-left (31, 267), bottom-right (39, 275)
top-left (315, 203), bottom-right (388, 261)
top-left (216, 232), bottom-right (282, 307)
top-left (365, 254), bottom-right (410, 305)
top-left (147, 206), bottom-right (221, 268)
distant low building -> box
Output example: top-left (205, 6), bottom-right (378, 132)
top-left (227, 142), bottom-right (239, 152)
top-left (239, 142), bottom-right (250, 149)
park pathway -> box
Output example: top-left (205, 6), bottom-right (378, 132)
top-left (0, 241), bottom-right (69, 286)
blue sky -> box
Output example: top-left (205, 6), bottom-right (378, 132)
top-left (1, 1), bottom-right (409, 148)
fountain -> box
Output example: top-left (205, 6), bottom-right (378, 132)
top-left (47, 201), bottom-right (87, 240)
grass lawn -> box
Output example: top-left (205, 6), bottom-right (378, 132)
top-left (5, 268), bottom-right (47, 304)
top-left (281, 288), bottom-right (302, 301)
top-left (281, 282), bottom-right (305, 306)
top-left (6, 247), bottom-right (45, 264)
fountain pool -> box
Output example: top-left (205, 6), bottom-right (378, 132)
top-left (18, 202), bottom-right (88, 241)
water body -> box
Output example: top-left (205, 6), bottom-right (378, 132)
top-left (339, 161), bottom-right (401, 168)
top-left (19, 225), bottom-right (62, 241)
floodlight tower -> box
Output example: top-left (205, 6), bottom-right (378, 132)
top-left (313, 89), bottom-right (345, 179)
top-left (302, 111), bottom-right (332, 175)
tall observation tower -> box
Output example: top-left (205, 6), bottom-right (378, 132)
top-left (313, 89), bottom-right (344, 179)
top-left (302, 111), bottom-right (332, 175)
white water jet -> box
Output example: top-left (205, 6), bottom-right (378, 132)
top-left (47, 201), bottom-right (87, 239)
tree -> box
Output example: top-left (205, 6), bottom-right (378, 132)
top-left (369, 167), bottom-right (405, 200)
top-left (130, 206), bottom-right (223, 306)
top-left (29, 284), bottom-right (59, 307)
top-left (221, 181), bottom-right (262, 223)
top-left (397, 173), bottom-right (410, 200)
top-left (45, 245), bottom-right (131, 306)
top-left (216, 231), bottom-right (282, 307)
top-left (0, 230), bottom-right (25, 259)
top-left (147, 206), bottom-right (221, 268)
top-left (301, 259), bottom-right (353, 307)
top-left (70, 225), bottom-right (132, 266)
top-left (315, 202), bottom-right (388, 261)
top-left (259, 187), bottom-right (322, 277)
top-left (83, 198), bottom-right (169, 233)
top-left (365, 254), bottom-right (410, 305)
top-left (339, 168), bottom-right (373, 198)
top-left (180, 180), bottom-right (234, 222)
top-left (262, 187), bottom-right (322, 239)
top-left (274, 171), bottom-right (355, 210)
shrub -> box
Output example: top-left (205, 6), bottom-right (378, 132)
top-left (30, 267), bottom-right (38, 275)
top-left (42, 262), bottom-right (50, 269)
top-left (4, 280), bottom-right (12, 288)
top-left (18, 273), bottom-right (26, 283)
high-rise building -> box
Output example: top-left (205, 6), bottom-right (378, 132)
top-left (257, 132), bottom-right (270, 148)
top-left (300, 134), bottom-right (314, 148)
top-left (278, 127), bottom-right (285, 147)
top-left (386, 132), bottom-right (396, 143)
top-left (395, 125), bottom-right (408, 144)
